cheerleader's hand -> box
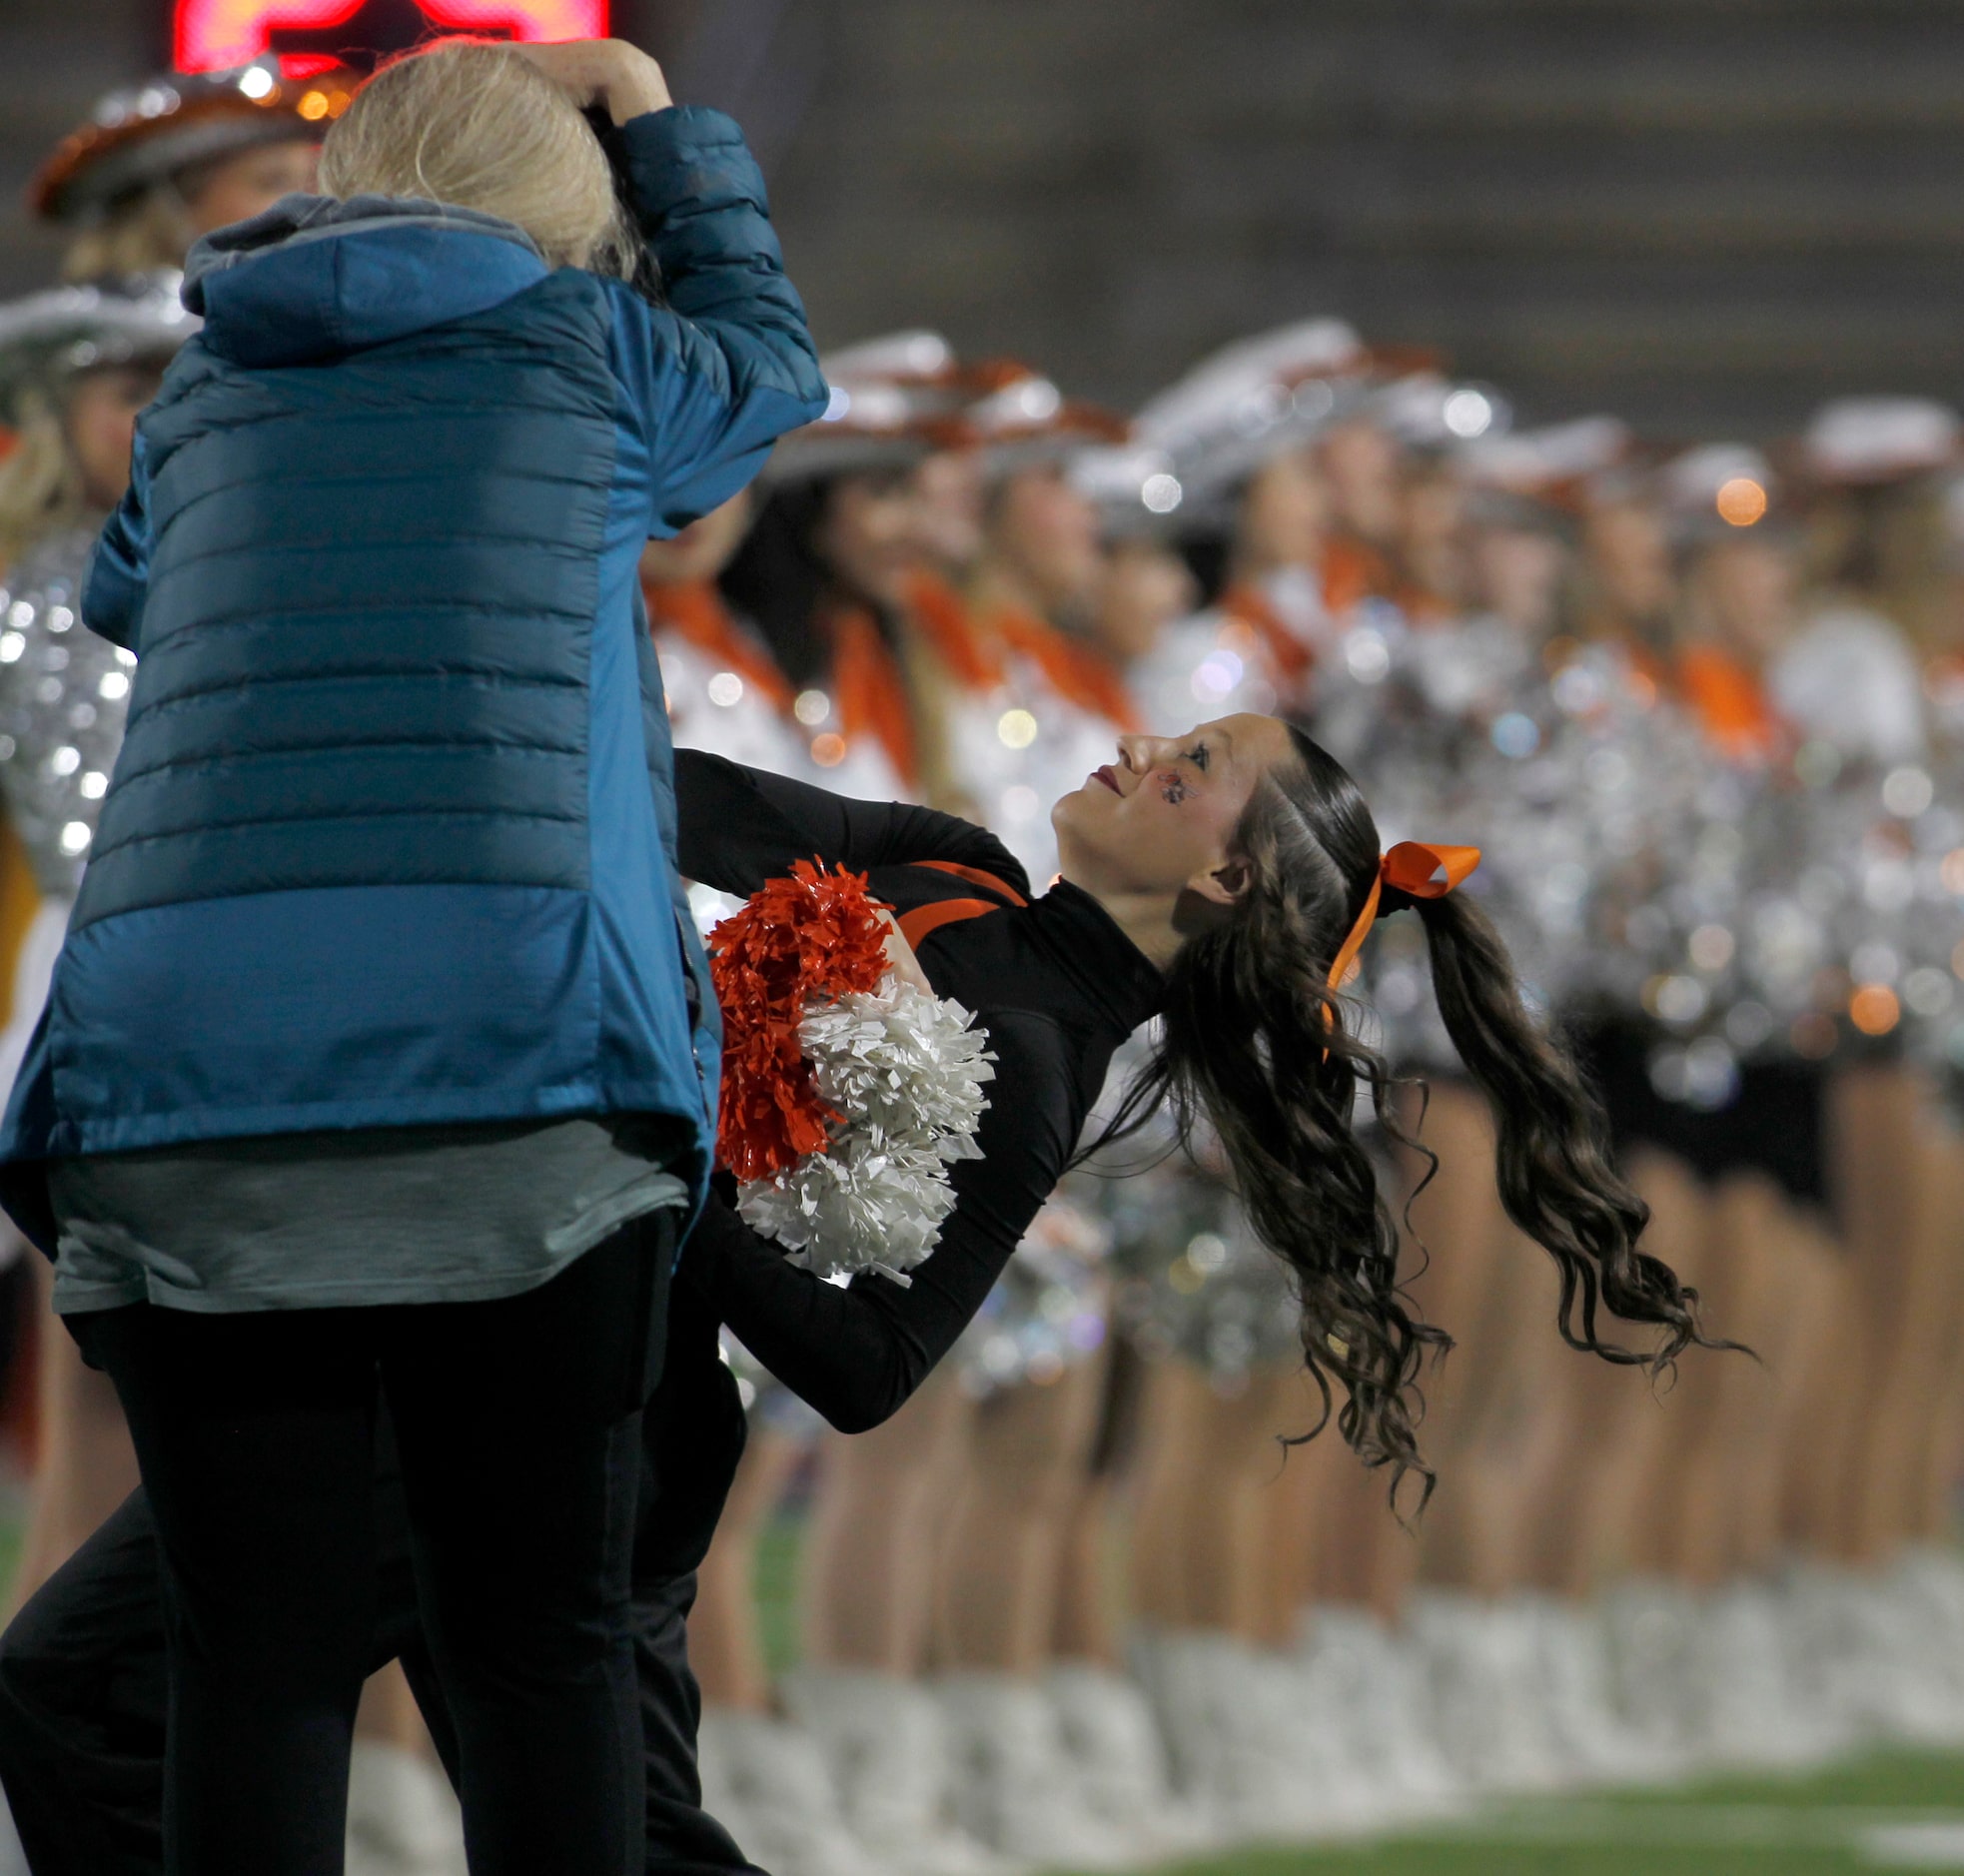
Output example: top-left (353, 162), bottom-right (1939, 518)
top-left (874, 909), bottom-right (932, 997)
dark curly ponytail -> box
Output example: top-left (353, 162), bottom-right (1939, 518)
top-left (1100, 724), bottom-right (1718, 1504)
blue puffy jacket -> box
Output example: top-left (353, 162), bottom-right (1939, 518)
top-left (0, 106), bottom-right (826, 1249)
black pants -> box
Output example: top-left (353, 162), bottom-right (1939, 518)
top-left (82, 1216), bottom-right (671, 1876)
top-left (0, 1269), bottom-right (763, 1876)
top-left (0, 1465), bottom-right (445, 1876)
top-left (0, 1517), bottom-right (760, 1876)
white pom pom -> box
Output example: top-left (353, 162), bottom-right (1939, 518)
top-left (737, 978), bottom-right (995, 1282)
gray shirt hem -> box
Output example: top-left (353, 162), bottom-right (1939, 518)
top-left (51, 1195), bottom-right (686, 1317)
top-left (48, 1117), bottom-right (691, 1317)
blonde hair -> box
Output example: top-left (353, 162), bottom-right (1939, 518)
top-left (319, 40), bottom-right (632, 275)
top-left (0, 397), bottom-right (89, 577)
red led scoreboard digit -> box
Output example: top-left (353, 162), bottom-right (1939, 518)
top-left (174, 0), bottom-right (610, 73)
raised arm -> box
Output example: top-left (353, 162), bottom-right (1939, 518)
top-left (516, 41), bottom-right (826, 529)
top-left (604, 103), bottom-right (828, 530)
top-left (678, 1013), bottom-right (1077, 1432)
top-left (674, 749), bottom-right (1031, 899)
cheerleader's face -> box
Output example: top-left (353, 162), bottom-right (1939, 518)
top-left (65, 364), bottom-right (165, 511)
top-left (990, 463), bottom-right (1103, 618)
top-left (1319, 421), bottom-right (1402, 547)
top-left (1053, 713), bottom-right (1295, 904)
top-left (1473, 525), bottom-right (1565, 640)
top-left (639, 490), bottom-right (752, 585)
top-left (911, 450), bottom-right (986, 575)
top-left (1094, 537), bottom-right (1197, 665)
top-left (817, 469), bottom-right (920, 611)
top-left (1585, 501), bottom-right (1674, 623)
top-left (1399, 469), bottom-right (1472, 609)
top-left (1236, 448), bottom-right (1329, 574)
top-left (1692, 535), bottom-right (1797, 665)
top-left (181, 139), bottom-right (321, 236)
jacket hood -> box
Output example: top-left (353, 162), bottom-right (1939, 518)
top-left (182, 193), bottom-right (551, 369)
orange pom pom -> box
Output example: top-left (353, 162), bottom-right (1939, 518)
top-left (710, 860), bottom-right (893, 1182)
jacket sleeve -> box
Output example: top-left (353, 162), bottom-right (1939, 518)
top-left (80, 428), bottom-right (153, 652)
top-left (677, 1013), bottom-right (1079, 1432)
top-left (674, 750), bottom-right (1032, 897)
top-left (603, 107), bottom-right (828, 536)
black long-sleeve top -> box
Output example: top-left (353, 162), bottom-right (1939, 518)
top-left (673, 752), bottom-right (1164, 1432)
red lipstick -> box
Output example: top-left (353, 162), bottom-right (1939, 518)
top-left (1093, 765), bottom-right (1121, 794)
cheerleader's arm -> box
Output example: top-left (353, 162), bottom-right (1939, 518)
top-left (677, 1012), bottom-right (1074, 1432)
top-left (673, 748), bottom-right (1030, 899)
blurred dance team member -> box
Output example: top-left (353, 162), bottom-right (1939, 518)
top-left (719, 332), bottom-right (964, 802)
top-left (901, 364), bottom-right (1143, 1864)
top-left (0, 276), bottom-right (194, 1605)
top-left (31, 60), bottom-right (351, 281)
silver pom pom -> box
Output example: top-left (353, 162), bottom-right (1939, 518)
top-left (736, 979), bottom-right (996, 1282)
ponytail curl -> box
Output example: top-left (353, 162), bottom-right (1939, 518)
top-left (1094, 723), bottom-right (1722, 1506)
top-left (1410, 889), bottom-right (1708, 1369)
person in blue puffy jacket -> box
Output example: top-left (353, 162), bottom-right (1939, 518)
top-left (0, 36), bottom-right (826, 1875)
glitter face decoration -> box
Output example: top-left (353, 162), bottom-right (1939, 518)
top-left (1159, 770), bottom-right (1194, 805)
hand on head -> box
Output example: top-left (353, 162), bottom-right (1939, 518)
top-left (510, 39), bottom-right (673, 126)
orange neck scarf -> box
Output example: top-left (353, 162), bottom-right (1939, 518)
top-left (905, 571), bottom-right (999, 689)
top-left (1675, 644), bottom-right (1780, 763)
top-left (643, 579), bottom-right (796, 715)
top-left (1323, 537), bottom-right (1395, 612)
top-left (992, 609), bottom-right (1141, 730)
top-left (827, 606), bottom-right (920, 789)
top-left (1221, 581), bottom-right (1317, 686)
top-left (908, 570), bottom-right (1140, 729)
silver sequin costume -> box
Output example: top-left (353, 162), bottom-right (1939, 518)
top-left (954, 1182), bottom-right (1114, 1399)
top-left (1595, 735), bottom-right (1964, 1098)
top-left (1092, 1036), bottom-right (1303, 1391)
top-left (1312, 611), bottom-right (1692, 1070)
top-left (0, 524), bottom-right (136, 899)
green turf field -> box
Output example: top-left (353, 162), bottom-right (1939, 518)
top-left (757, 1512), bottom-right (805, 1680)
top-left (1111, 1753), bottom-right (1964, 1875)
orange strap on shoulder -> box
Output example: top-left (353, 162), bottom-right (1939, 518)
top-left (1676, 643), bottom-right (1779, 762)
top-left (912, 859), bottom-right (1027, 905)
top-left (895, 860), bottom-right (1027, 949)
top-left (899, 898), bottom-right (1002, 949)
top-left (905, 572), bottom-right (1001, 689)
top-left (993, 607), bottom-right (1143, 730)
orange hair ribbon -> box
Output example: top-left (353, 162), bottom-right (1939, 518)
top-left (1326, 841), bottom-right (1482, 997)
